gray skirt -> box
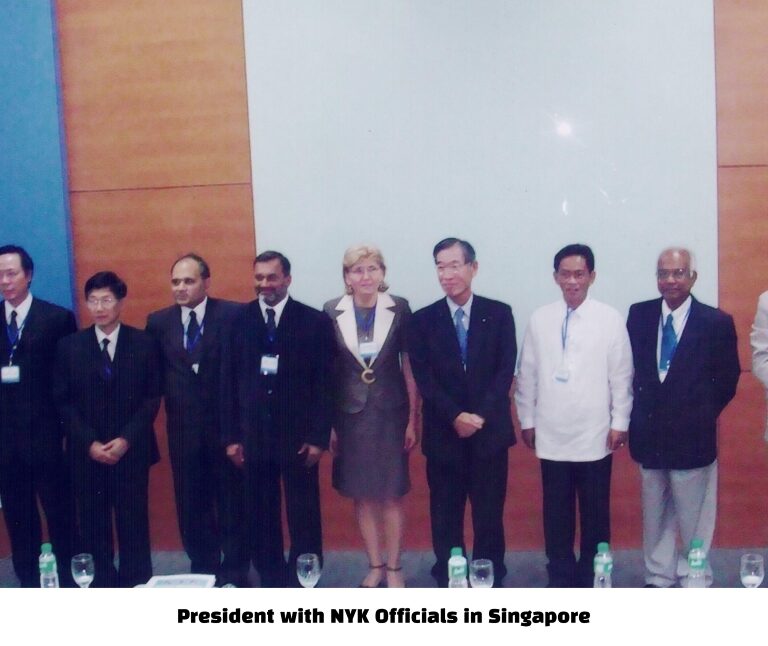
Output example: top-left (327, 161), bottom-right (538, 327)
top-left (332, 402), bottom-right (410, 500)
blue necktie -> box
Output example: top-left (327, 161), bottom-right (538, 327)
top-left (101, 338), bottom-right (113, 380)
top-left (186, 310), bottom-right (200, 353)
top-left (7, 311), bottom-right (18, 346)
top-left (454, 307), bottom-right (467, 365)
top-left (659, 313), bottom-right (677, 371)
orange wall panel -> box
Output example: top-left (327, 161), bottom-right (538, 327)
top-left (56, 0), bottom-right (252, 191)
top-left (715, 0), bottom-right (768, 167)
top-left (68, 185), bottom-right (256, 324)
top-left (718, 166), bottom-right (768, 369)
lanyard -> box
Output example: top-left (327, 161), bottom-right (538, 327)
top-left (354, 306), bottom-right (376, 342)
top-left (185, 320), bottom-right (205, 351)
top-left (6, 318), bottom-right (26, 366)
top-left (561, 307), bottom-right (572, 352)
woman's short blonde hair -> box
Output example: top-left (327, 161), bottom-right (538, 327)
top-left (343, 244), bottom-right (389, 292)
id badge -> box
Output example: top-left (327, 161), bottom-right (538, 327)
top-left (1, 365), bottom-right (20, 384)
top-left (260, 354), bottom-right (279, 375)
top-left (359, 341), bottom-right (378, 360)
top-left (191, 363), bottom-right (200, 374)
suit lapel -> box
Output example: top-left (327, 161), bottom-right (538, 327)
top-left (334, 294), bottom-right (366, 368)
top-left (466, 296), bottom-right (485, 371)
top-left (435, 299), bottom-right (465, 372)
top-left (370, 292), bottom-right (396, 366)
top-left (664, 297), bottom-right (701, 383)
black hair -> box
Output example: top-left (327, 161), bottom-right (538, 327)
top-left (254, 250), bottom-right (291, 276)
top-left (432, 237), bottom-right (476, 264)
top-left (553, 244), bottom-right (595, 273)
top-left (84, 271), bottom-right (128, 299)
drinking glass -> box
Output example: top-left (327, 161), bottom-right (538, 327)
top-left (71, 553), bottom-right (95, 589)
top-left (740, 553), bottom-right (764, 588)
top-left (469, 559), bottom-right (494, 588)
top-left (296, 553), bottom-right (321, 588)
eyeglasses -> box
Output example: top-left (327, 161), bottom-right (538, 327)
top-left (348, 265), bottom-right (382, 277)
top-left (86, 297), bottom-right (118, 307)
top-left (556, 269), bottom-right (590, 280)
top-left (436, 262), bottom-right (469, 275)
top-left (656, 268), bottom-right (691, 280)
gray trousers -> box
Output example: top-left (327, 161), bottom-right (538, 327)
top-left (640, 461), bottom-right (717, 587)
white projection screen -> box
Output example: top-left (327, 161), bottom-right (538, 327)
top-left (242, 1), bottom-right (717, 338)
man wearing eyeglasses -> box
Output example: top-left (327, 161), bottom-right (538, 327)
top-left (55, 272), bottom-right (160, 587)
top-left (516, 243), bottom-right (633, 588)
top-left (408, 237), bottom-right (517, 587)
top-left (627, 248), bottom-right (739, 588)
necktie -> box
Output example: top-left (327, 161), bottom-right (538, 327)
top-left (266, 308), bottom-right (277, 346)
top-left (101, 338), bottom-right (113, 380)
top-left (8, 311), bottom-right (18, 345)
top-left (659, 313), bottom-right (677, 371)
top-left (454, 307), bottom-right (468, 365)
top-left (186, 310), bottom-right (200, 353)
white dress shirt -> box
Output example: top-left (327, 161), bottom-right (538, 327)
top-left (446, 293), bottom-right (473, 330)
top-left (258, 294), bottom-right (289, 325)
top-left (4, 292), bottom-right (33, 340)
top-left (656, 295), bottom-right (692, 383)
top-left (95, 324), bottom-right (120, 361)
top-left (515, 297), bottom-right (634, 462)
top-left (181, 297), bottom-right (208, 348)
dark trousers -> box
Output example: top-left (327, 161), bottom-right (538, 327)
top-left (426, 449), bottom-right (508, 586)
top-left (245, 456), bottom-right (322, 588)
top-left (541, 455), bottom-right (612, 588)
top-left (169, 431), bottom-right (248, 585)
top-left (76, 462), bottom-right (152, 588)
top-left (0, 457), bottom-right (76, 587)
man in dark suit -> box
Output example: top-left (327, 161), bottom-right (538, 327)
top-left (55, 271), bottom-right (160, 587)
top-left (0, 244), bottom-right (77, 587)
top-left (224, 251), bottom-right (334, 587)
top-left (408, 238), bottom-right (516, 587)
top-left (146, 254), bottom-right (248, 585)
top-left (627, 247), bottom-right (740, 588)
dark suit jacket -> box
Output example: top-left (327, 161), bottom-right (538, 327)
top-left (146, 298), bottom-right (243, 453)
top-left (408, 295), bottom-right (517, 462)
top-left (323, 292), bottom-right (410, 418)
top-left (627, 296), bottom-right (740, 470)
top-left (54, 324), bottom-right (161, 479)
top-left (0, 297), bottom-right (77, 466)
top-left (224, 297), bottom-right (335, 463)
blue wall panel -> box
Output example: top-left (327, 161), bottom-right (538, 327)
top-left (0, 1), bottom-right (74, 311)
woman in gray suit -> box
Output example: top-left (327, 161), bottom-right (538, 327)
top-left (324, 244), bottom-right (419, 588)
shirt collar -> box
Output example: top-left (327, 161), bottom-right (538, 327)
top-left (259, 294), bottom-right (289, 324)
top-left (661, 295), bottom-right (692, 322)
top-left (5, 292), bottom-right (33, 325)
top-left (446, 293), bottom-right (473, 320)
top-left (95, 323), bottom-right (121, 347)
top-left (181, 296), bottom-right (208, 325)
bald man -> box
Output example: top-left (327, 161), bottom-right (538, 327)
top-left (627, 248), bottom-right (740, 588)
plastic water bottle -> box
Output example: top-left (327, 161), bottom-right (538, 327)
top-left (448, 547), bottom-right (468, 588)
top-left (39, 542), bottom-right (59, 588)
top-left (593, 541), bottom-right (613, 588)
top-left (686, 538), bottom-right (707, 588)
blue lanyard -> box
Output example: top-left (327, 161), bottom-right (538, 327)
top-left (6, 318), bottom-right (26, 366)
top-left (354, 306), bottom-right (376, 341)
top-left (561, 307), bottom-right (572, 351)
top-left (185, 319), bottom-right (204, 351)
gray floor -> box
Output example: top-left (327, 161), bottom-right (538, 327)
top-left (2, 548), bottom-right (765, 587)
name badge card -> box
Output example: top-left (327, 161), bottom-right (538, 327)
top-left (1, 365), bottom-right (20, 384)
top-left (554, 363), bottom-right (570, 383)
top-left (261, 354), bottom-right (279, 375)
top-left (191, 363), bottom-right (200, 374)
top-left (359, 341), bottom-right (378, 360)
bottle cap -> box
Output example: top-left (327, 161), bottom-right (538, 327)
top-left (450, 547), bottom-right (463, 557)
top-left (41, 543), bottom-right (52, 554)
top-left (597, 542), bottom-right (610, 553)
top-left (690, 538), bottom-right (703, 549)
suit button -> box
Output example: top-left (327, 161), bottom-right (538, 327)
top-left (267, 389), bottom-right (273, 395)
